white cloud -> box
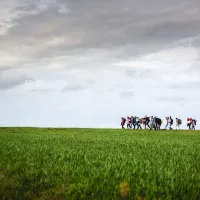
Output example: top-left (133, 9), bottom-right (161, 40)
top-left (114, 36), bottom-right (200, 86)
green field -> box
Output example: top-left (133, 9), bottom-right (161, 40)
top-left (0, 128), bottom-right (200, 200)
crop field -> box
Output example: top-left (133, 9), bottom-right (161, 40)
top-left (0, 128), bottom-right (200, 200)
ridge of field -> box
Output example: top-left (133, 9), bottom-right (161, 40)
top-left (0, 128), bottom-right (200, 200)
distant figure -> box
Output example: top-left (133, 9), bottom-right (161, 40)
top-left (191, 119), bottom-right (197, 130)
top-left (121, 117), bottom-right (126, 129)
top-left (150, 116), bottom-right (156, 130)
top-left (128, 117), bottom-right (132, 128)
top-left (169, 116), bottom-right (173, 130)
top-left (176, 118), bottom-right (182, 130)
top-left (131, 116), bottom-right (136, 129)
top-left (187, 118), bottom-right (191, 130)
top-left (127, 116), bottom-right (131, 129)
top-left (142, 115), bottom-right (151, 129)
top-left (146, 116), bottom-right (151, 129)
top-left (165, 117), bottom-right (169, 129)
top-left (136, 117), bottom-right (142, 129)
top-left (190, 118), bottom-right (193, 126)
top-left (134, 116), bottom-right (138, 129)
top-left (155, 117), bottom-right (162, 130)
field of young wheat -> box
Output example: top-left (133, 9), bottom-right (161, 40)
top-left (0, 128), bottom-right (200, 200)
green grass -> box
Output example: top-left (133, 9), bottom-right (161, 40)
top-left (0, 128), bottom-right (200, 200)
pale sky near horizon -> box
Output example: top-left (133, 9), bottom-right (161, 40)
top-left (0, 0), bottom-right (200, 129)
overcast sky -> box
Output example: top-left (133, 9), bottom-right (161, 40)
top-left (0, 0), bottom-right (200, 129)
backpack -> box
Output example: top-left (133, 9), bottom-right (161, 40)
top-left (122, 118), bottom-right (126, 123)
top-left (178, 119), bottom-right (182, 124)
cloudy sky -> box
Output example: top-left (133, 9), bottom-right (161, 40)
top-left (0, 0), bottom-right (200, 129)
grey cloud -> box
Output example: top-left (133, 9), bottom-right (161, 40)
top-left (61, 79), bottom-right (95, 92)
top-left (0, 0), bottom-right (200, 83)
top-left (1, 0), bottom-right (200, 62)
top-left (142, 20), bottom-right (200, 42)
top-left (124, 68), bottom-right (155, 80)
top-left (61, 0), bottom-right (200, 48)
top-left (61, 84), bottom-right (84, 92)
top-left (124, 69), bottom-right (138, 77)
top-left (0, 74), bottom-right (34, 90)
top-left (0, 67), bottom-right (11, 73)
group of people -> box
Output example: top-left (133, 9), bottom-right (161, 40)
top-left (187, 118), bottom-right (197, 130)
top-left (120, 116), bottom-right (197, 130)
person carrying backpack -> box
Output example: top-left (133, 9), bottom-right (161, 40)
top-left (127, 116), bottom-right (131, 129)
top-left (136, 117), bottom-right (142, 129)
top-left (191, 119), bottom-right (197, 130)
top-left (121, 117), bottom-right (126, 129)
top-left (128, 117), bottom-right (132, 128)
top-left (155, 117), bottom-right (162, 130)
top-left (169, 116), bottom-right (173, 130)
top-left (150, 116), bottom-right (156, 130)
top-left (165, 117), bottom-right (169, 129)
top-left (131, 116), bottom-right (136, 129)
top-left (187, 118), bottom-right (191, 130)
top-left (144, 115), bottom-right (151, 129)
top-left (176, 118), bottom-right (181, 130)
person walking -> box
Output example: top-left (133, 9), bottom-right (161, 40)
top-left (136, 117), bottom-right (142, 129)
top-left (150, 116), bottom-right (156, 130)
top-left (155, 117), bottom-right (162, 130)
top-left (165, 117), bottom-right (169, 129)
top-left (121, 117), bottom-right (126, 129)
top-left (187, 118), bottom-right (191, 130)
top-left (191, 119), bottom-right (197, 130)
top-left (128, 117), bottom-right (132, 128)
top-left (131, 116), bottom-right (136, 129)
top-left (169, 116), bottom-right (173, 130)
top-left (175, 118), bottom-right (181, 130)
top-left (145, 115), bottom-right (151, 129)
top-left (127, 116), bottom-right (131, 129)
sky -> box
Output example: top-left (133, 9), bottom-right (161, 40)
top-left (0, 0), bottom-right (200, 129)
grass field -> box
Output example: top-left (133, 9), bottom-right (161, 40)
top-left (0, 128), bottom-right (200, 200)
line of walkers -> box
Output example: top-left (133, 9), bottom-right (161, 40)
top-left (121, 116), bottom-right (197, 130)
